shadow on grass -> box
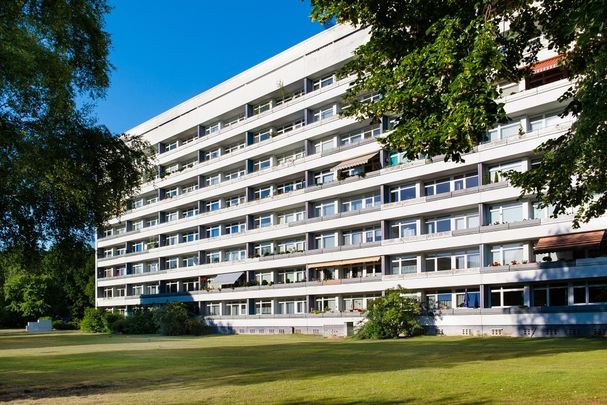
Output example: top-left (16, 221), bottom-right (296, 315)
top-left (0, 336), bottom-right (605, 402)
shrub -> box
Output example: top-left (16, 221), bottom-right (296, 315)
top-left (80, 308), bottom-right (110, 333)
top-left (153, 302), bottom-right (189, 336)
top-left (354, 286), bottom-right (422, 339)
top-left (123, 309), bottom-right (157, 334)
top-left (184, 318), bottom-right (209, 336)
top-left (52, 320), bottom-right (78, 330)
top-left (110, 319), bottom-right (128, 334)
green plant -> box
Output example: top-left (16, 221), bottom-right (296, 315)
top-left (354, 286), bottom-right (422, 339)
top-left (52, 320), bottom-right (78, 330)
top-left (184, 318), bottom-right (211, 336)
top-left (123, 309), bottom-right (158, 334)
top-left (153, 302), bottom-right (189, 336)
top-left (80, 308), bottom-right (110, 333)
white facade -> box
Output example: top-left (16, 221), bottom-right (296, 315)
top-left (96, 25), bottom-right (607, 337)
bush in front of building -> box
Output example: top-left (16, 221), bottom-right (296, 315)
top-left (153, 302), bottom-right (189, 336)
top-left (80, 308), bottom-right (111, 333)
top-left (122, 308), bottom-right (157, 334)
top-left (52, 320), bottom-right (79, 330)
top-left (355, 286), bottom-right (422, 339)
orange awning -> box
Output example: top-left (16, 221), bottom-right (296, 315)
top-left (531, 56), bottom-right (561, 73)
top-left (534, 230), bottom-right (605, 253)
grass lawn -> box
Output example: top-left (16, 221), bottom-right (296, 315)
top-left (0, 331), bottom-right (606, 404)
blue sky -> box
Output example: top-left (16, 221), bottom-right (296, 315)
top-left (93, 1), bottom-right (325, 134)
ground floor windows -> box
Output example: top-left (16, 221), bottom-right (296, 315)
top-left (490, 285), bottom-right (525, 307)
top-left (277, 299), bottom-right (306, 315)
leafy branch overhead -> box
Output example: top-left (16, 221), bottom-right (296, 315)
top-left (310, 0), bottom-right (607, 226)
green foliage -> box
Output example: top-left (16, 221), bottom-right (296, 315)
top-left (52, 320), bottom-right (79, 330)
top-left (310, 0), bottom-right (607, 225)
top-left (122, 308), bottom-right (158, 334)
top-left (355, 287), bottom-right (422, 339)
top-left (153, 302), bottom-right (190, 336)
top-left (184, 318), bottom-right (211, 336)
top-left (80, 308), bottom-right (110, 333)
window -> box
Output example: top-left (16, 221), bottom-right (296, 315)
top-left (181, 159), bottom-right (196, 170)
top-left (276, 149), bottom-right (304, 166)
top-left (255, 300), bottom-right (272, 315)
top-left (225, 301), bottom-right (247, 316)
top-left (533, 283), bottom-right (568, 306)
top-left (164, 164), bottom-right (179, 176)
top-left (148, 262), bottom-right (158, 272)
top-left (253, 100), bottom-right (272, 115)
top-left (488, 161), bottom-right (523, 183)
top-left (166, 211), bottom-right (179, 222)
top-left (455, 289), bottom-right (481, 308)
top-left (182, 280), bottom-right (199, 292)
top-left (254, 214), bottom-right (272, 228)
top-left (340, 126), bottom-right (381, 146)
top-left (426, 291), bottom-right (453, 309)
top-left (490, 243), bottom-right (524, 266)
top-left (164, 187), bottom-right (179, 198)
top-left (132, 285), bottom-right (144, 296)
top-left (132, 241), bottom-right (144, 253)
top-left (206, 251), bottom-right (221, 264)
top-left (182, 256), bottom-right (198, 267)
top-left (165, 234), bottom-right (178, 246)
top-left (132, 263), bottom-right (144, 274)
top-left (314, 137), bottom-right (335, 154)
top-left (392, 220), bottom-right (417, 238)
top-left (225, 222), bottom-right (245, 235)
top-left (205, 122), bottom-right (221, 135)
top-left (277, 210), bottom-right (305, 224)
top-left (314, 169), bottom-right (334, 185)
top-left (341, 194), bottom-right (381, 212)
top-left (277, 239), bottom-right (305, 253)
top-left (165, 257), bottom-right (178, 269)
top-left (132, 221), bottom-right (143, 231)
top-left (165, 140), bottom-right (178, 151)
top-left (223, 114), bottom-right (245, 128)
top-left (224, 168), bottom-right (245, 181)
top-left (454, 250), bottom-right (481, 269)
top-left (454, 212), bottom-right (480, 230)
top-left (491, 285), bottom-right (525, 307)
top-left (485, 119), bottom-right (523, 142)
top-left (206, 225), bottom-right (221, 238)
top-left (490, 202), bottom-right (524, 224)
top-left (146, 195), bottom-right (159, 205)
top-left (254, 129), bottom-right (273, 143)
top-left (277, 269), bottom-right (306, 283)
top-left (254, 242), bottom-right (274, 257)
top-left (253, 157), bottom-right (272, 172)
top-left (425, 217), bottom-right (451, 234)
top-left (225, 249), bottom-right (246, 261)
top-left (182, 231), bottom-right (199, 243)
top-left (224, 141), bottom-right (245, 154)
top-left (314, 296), bottom-right (337, 312)
top-left (255, 271), bottom-right (273, 284)
top-left (312, 105), bottom-right (336, 122)
top-left (276, 119), bottom-right (304, 135)
top-left (205, 148), bottom-right (221, 160)
top-left (275, 89), bottom-right (304, 106)
top-left (390, 184), bottom-right (416, 202)
top-left (342, 227), bottom-right (382, 245)
top-left (133, 199), bottom-right (144, 209)
top-left (180, 135), bottom-right (197, 146)
top-left (276, 179), bottom-right (304, 194)
top-left (425, 178), bottom-right (451, 196)
top-left (255, 186), bottom-right (273, 200)
top-left (532, 202), bottom-right (556, 220)
top-left (165, 282), bottom-right (178, 293)
top-left (528, 111), bottom-right (567, 131)
top-left (315, 200), bottom-right (337, 217)
top-left (182, 207), bottom-right (198, 218)
top-left (316, 232), bottom-right (337, 249)
top-left (206, 174), bottom-right (221, 186)
top-left (115, 247), bottom-right (126, 256)
top-left (392, 256), bottom-right (417, 274)
top-left (225, 195), bottom-right (245, 208)
top-left (312, 74), bottom-right (335, 90)
top-left (206, 200), bottom-right (220, 212)
top-left (146, 285), bottom-right (159, 295)
top-left (145, 217), bottom-right (158, 228)
top-left (277, 299), bottom-right (306, 314)
top-left (103, 288), bottom-right (113, 299)
top-left (206, 302), bottom-right (220, 315)
top-left (454, 173), bottom-right (479, 190)
top-left (425, 253), bottom-right (453, 272)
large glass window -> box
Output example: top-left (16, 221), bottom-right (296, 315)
top-left (315, 169), bottom-right (335, 185)
top-left (342, 226), bottom-right (382, 245)
top-left (491, 286), bottom-right (524, 307)
top-left (491, 243), bottom-right (524, 266)
top-left (315, 200), bottom-right (337, 217)
top-left (390, 184), bottom-right (416, 202)
top-left (425, 217), bottom-right (451, 234)
top-left (341, 194), bottom-right (381, 212)
top-left (316, 232), bottom-right (337, 249)
top-left (392, 256), bottom-right (418, 274)
top-left (490, 202), bottom-right (523, 224)
top-left (312, 74), bottom-right (335, 91)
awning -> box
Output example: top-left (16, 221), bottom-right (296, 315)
top-left (534, 230), bottom-right (605, 254)
top-left (307, 256), bottom-right (381, 269)
top-left (332, 152), bottom-right (378, 172)
top-left (210, 272), bottom-right (244, 285)
top-left (531, 55), bottom-right (561, 73)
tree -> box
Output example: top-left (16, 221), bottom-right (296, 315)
top-left (355, 287), bottom-right (422, 339)
top-left (0, 0), bottom-right (152, 249)
top-left (153, 302), bottom-right (190, 336)
top-left (310, 0), bottom-right (607, 226)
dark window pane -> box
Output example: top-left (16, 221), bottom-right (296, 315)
top-left (550, 288), bottom-right (568, 306)
top-left (589, 286), bottom-right (607, 303)
top-left (533, 289), bottom-right (547, 306)
top-left (437, 257), bottom-right (451, 271)
top-left (437, 219), bottom-right (451, 232)
top-left (503, 291), bottom-right (524, 306)
top-left (436, 182), bottom-right (450, 194)
top-left (573, 287), bottom-right (586, 304)
top-left (491, 292), bottom-right (501, 307)
top-left (466, 176), bottom-right (479, 188)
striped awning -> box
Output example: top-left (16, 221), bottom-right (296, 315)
top-left (307, 256), bottom-right (381, 269)
top-left (531, 56), bottom-right (561, 73)
top-left (534, 230), bottom-right (605, 253)
top-left (332, 152), bottom-right (378, 172)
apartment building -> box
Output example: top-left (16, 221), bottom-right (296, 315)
top-left (96, 25), bottom-right (607, 337)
